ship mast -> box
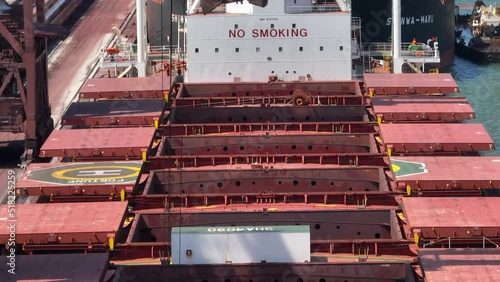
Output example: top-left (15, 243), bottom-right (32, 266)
top-left (392, 0), bottom-right (403, 73)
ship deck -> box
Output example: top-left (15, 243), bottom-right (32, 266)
top-left (80, 76), bottom-right (169, 99)
top-left (4, 73), bottom-right (500, 281)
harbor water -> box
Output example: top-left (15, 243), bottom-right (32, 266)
top-left (452, 0), bottom-right (500, 156)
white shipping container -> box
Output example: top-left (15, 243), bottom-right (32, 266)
top-left (171, 225), bottom-right (310, 264)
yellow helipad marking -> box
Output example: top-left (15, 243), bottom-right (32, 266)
top-left (51, 165), bottom-right (140, 181)
top-left (391, 164), bottom-right (400, 172)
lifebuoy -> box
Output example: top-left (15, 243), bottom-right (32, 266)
top-left (415, 51), bottom-right (422, 57)
top-left (487, 55), bottom-right (494, 62)
top-left (291, 89), bottom-right (311, 106)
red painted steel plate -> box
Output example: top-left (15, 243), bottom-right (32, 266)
top-left (390, 156), bottom-right (500, 190)
top-left (80, 76), bottom-right (169, 99)
top-left (379, 123), bottom-right (494, 152)
top-left (0, 253), bottom-right (108, 281)
top-left (371, 96), bottom-right (475, 121)
top-left (16, 161), bottom-right (142, 196)
top-left (173, 95), bottom-right (363, 107)
top-left (0, 202), bottom-right (128, 244)
top-left (168, 133), bottom-right (374, 155)
top-left (62, 100), bottom-right (164, 126)
top-left (363, 73), bottom-right (459, 95)
top-left (40, 127), bottom-right (155, 158)
top-left (419, 249), bottom-right (500, 282)
top-left (363, 73), bottom-right (459, 94)
top-left (402, 197), bottom-right (500, 238)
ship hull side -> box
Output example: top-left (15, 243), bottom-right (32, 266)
top-left (352, 0), bottom-right (456, 69)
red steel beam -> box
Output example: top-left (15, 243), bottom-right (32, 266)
top-left (176, 81), bottom-right (362, 98)
top-left (165, 133), bottom-right (376, 155)
top-left (131, 192), bottom-right (400, 210)
top-left (142, 166), bottom-right (385, 194)
top-left (172, 95), bottom-right (364, 108)
top-left (161, 121), bottom-right (377, 136)
top-left (371, 96), bottom-right (475, 122)
top-left (148, 153), bottom-right (387, 169)
top-left (169, 105), bottom-right (367, 124)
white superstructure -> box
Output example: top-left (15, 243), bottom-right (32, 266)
top-left (185, 0), bottom-right (353, 82)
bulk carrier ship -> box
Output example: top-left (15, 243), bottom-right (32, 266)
top-left (1, 0), bottom-right (500, 281)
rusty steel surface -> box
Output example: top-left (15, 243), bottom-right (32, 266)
top-left (162, 121), bottom-right (376, 136)
top-left (363, 73), bottom-right (459, 94)
top-left (390, 156), bottom-right (500, 191)
top-left (39, 127), bottom-right (155, 158)
top-left (149, 153), bottom-right (387, 169)
top-left (402, 197), bottom-right (500, 238)
top-left (62, 99), bottom-right (164, 126)
top-left (0, 253), bottom-right (108, 282)
top-left (176, 81), bottom-right (362, 97)
top-left (16, 161), bottom-right (142, 196)
top-left (371, 96), bottom-right (475, 121)
top-left (0, 202), bottom-right (128, 244)
top-left (127, 208), bottom-right (401, 243)
top-left (166, 133), bottom-right (376, 155)
top-left (173, 95), bottom-right (364, 108)
top-left (170, 106), bottom-right (368, 124)
top-left (0, 97), bottom-right (24, 132)
top-left (143, 167), bottom-right (385, 194)
top-left (380, 123), bottom-right (495, 152)
top-left (114, 262), bottom-right (408, 282)
top-left (79, 76), bottom-right (169, 99)
top-left (419, 249), bottom-right (500, 282)
top-left (133, 192), bottom-right (398, 209)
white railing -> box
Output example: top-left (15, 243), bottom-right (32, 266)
top-left (351, 17), bottom-right (361, 29)
top-left (364, 42), bottom-right (440, 58)
top-left (287, 4), bottom-right (341, 14)
top-left (351, 38), bottom-right (360, 57)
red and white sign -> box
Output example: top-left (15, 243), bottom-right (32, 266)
top-left (229, 28), bottom-right (308, 38)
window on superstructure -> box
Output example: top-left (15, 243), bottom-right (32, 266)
top-left (215, 48), bottom-right (219, 53)
top-left (235, 47), bottom-right (239, 52)
top-left (292, 23), bottom-right (296, 28)
top-left (339, 46), bottom-right (343, 51)
top-left (279, 47), bottom-right (283, 52)
top-left (320, 46), bottom-right (324, 51)
top-left (271, 24), bottom-right (274, 28)
top-left (195, 48), bottom-right (199, 53)
top-left (299, 47), bottom-right (303, 52)
top-left (256, 47), bottom-right (260, 52)
top-left (234, 24), bottom-right (238, 29)
top-left (293, 0), bottom-right (296, 4)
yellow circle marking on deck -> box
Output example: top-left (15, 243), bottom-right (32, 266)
top-left (51, 165), bottom-right (140, 181)
top-left (391, 164), bottom-right (400, 172)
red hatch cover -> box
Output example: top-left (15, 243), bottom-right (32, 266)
top-left (80, 76), bottom-right (169, 99)
top-left (0, 202), bottom-right (128, 244)
top-left (419, 249), bottom-right (500, 282)
top-left (402, 197), bottom-right (500, 238)
top-left (390, 156), bottom-right (500, 191)
top-left (372, 96), bottom-right (475, 121)
top-left (40, 127), bottom-right (155, 158)
top-left (62, 100), bottom-right (164, 126)
top-left (380, 123), bottom-right (494, 153)
top-left (363, 73), bottom-right (459, 95)
top-left (16, 161), bottom-right (142, 196)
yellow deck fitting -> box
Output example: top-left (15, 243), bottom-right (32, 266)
top-left (142, 151), bottom-right (147, 161)
top-left (109, 237), bottom-right (115, 251)
top-left (387, 147), bottom-right (392, 157)
top-left (406, 185), bottom-right (412, 196)
top-left (120, 189), bottom-right (125, 201)
top-left (154, 119), bottom-right (159, 129)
